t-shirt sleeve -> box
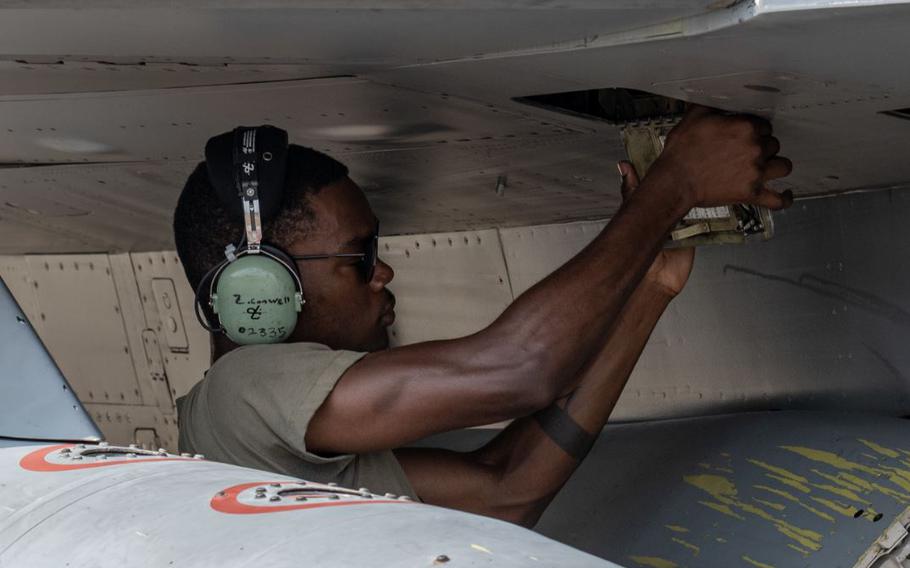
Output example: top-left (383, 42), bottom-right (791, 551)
top-left (217, 343), bottom-right (367, 465)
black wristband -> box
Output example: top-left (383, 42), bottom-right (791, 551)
top-left (532, 404), bottom-right (597, 461)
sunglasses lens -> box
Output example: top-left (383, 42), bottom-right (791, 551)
top-left (362, 235), bottom-right (378, 282)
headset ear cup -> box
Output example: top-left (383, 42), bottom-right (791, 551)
top-left (211, 250), bottom-right (303, 345)
top-left (259, 245), bottom-right (305, 310)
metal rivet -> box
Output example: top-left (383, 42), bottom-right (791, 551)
top-left (255, 493), bottom-right (266, 499)
top-left (269, 496), bottom-right (281, 502)
top-left (255, 487), bottom-right (267, 493)
top-left (358, 487), bottom-right (370, 493)
top-left (384, 493), bottom-right (397, 499)
top-left (435, 555), bottom-right (450, 564)
top-left (328, 494), bottom-right (340, 500)
top-left (270, 483), bottom-right (281, 488)
top-left (295, 496), bottom-right (308, 502)
top-left (60, 448), bottom-right (71, 454)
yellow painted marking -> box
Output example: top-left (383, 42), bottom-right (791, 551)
top-left (810, 483), bottom-right (868, 504)
top-left (872, 483), bottom-right (910, 503)
top-left (686, 474), bottom-right (822, 551)
top-left (698, 462), bottom-right (712, 469)
top-left (742, 555), bottom-right (776, 568)
top-left (787, 544), bottom-right (811, 557)
top-left (753, 498), bottom-right (786, 511)
top-left (840, 473), bottom-right (874, 492)
top-left (748, 460), bottom-right (809, 483)
top-left (629, 556), bottom-right (677, 568)
top-left (810, 496), bottom-right (862, 518)
top-left (863, 453), bottom-right (882, 461)
top-left (859, 439), bottom-right (901, 458)
top-left (754, 485), bottom-right (834, 522)
top-left (812, 469), bottom-right (862, 492)
top-left (671, 537), bottom-right (700, 556)
top-left (766, 473), bottom-right (811, 494)
top-left (699, 500), bottom-right (746, 520)
top-left (781, 446), bottom-right (881, 475)
top-left (470, 544), bottom-right (492, 554)
top-left (881, 467), bottom-right (910, 494)
top-left (716, 467), bottom-right (734, 474)
top-left (664, 525), bottom-right (689, 533)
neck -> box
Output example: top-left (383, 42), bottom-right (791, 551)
top-left (211, 334), bottom-right (239, 365)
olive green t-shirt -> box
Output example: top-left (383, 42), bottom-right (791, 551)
top-left (177, 342), bottom-right (416, 498)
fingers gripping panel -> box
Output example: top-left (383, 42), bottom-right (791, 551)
top-left (381, 229), bottom-right (514, 345)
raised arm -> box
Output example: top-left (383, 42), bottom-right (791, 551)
top-left (393, 162), bottom-right (696, 525)
top-left (307, 106), bottom-right (793, 454)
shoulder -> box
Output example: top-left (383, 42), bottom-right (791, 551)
top-left (207, 342), bottom-right (367, 396)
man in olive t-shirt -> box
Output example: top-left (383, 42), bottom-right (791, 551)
top-left (174, 108), bottom-right (792, 526)
top-left (178, 343), bottom-right (415, 498)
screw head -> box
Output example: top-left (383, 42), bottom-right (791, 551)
top-left (269, 496), bottom-right (281, 502)
top-left (435, 555), bottom-right (450, 563)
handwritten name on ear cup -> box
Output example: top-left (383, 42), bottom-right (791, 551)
top-left (211, 253), bottom-right (303, 344)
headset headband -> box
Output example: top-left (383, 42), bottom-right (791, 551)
top-left (205, 125), bottom-right (289, 245)
top-left (236, 128), bottom-right (264, 249)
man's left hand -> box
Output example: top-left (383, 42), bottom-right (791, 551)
top-left (618, 161), bottom-right (695, 298)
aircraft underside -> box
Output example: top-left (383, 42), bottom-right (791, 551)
top-left (1, 1), bottom-right (910, 566)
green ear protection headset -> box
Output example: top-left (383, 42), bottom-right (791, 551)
top-left (194, 126), bottom-right (304, 345)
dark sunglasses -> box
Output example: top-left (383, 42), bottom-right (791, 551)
top-left (291, 223), bottom-right (379, 283)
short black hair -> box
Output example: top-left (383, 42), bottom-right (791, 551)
top-left (173, 144), bottom-right (349, 291)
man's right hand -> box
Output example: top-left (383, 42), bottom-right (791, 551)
top-left (654, 104), bottom-right (794, 210)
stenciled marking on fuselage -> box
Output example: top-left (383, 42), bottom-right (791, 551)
top-left (210, 481), bottom-right (412, 515)
top-left (19, 444), bottom-right (196, 472)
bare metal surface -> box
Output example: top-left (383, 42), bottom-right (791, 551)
top-left (0, 3), bottom-right (907, 252)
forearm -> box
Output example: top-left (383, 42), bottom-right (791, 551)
top-left (475, 281), bottom-right (675, 525)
